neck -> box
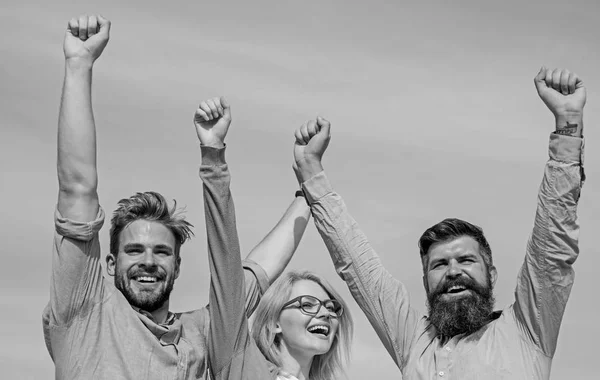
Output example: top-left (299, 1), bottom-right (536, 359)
top-left (146, 301), bottom-right (170, 324)
top-left (279, 341), bottom-right (314, 380)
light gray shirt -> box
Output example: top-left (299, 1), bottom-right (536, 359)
top-left (302, 134), bottom-right (584, 380)
top-left (43, 147), bottom-right (269, 380)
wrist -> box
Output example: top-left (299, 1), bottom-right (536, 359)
top-left (555, 112), bottom-right (583, 137)
top-left (296, 159), bottom-right (323, 183)
top-left (65, 57), bottom-right (94, 71)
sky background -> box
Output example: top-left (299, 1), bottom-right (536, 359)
top-left (1, 0), bottom-right (599, 378)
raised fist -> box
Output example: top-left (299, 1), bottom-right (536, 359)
top-left (293, 117), bottom-right (331, 183)
top-left (534, 67), bottom-right (586, 117)
top-left (193, 97), bottom-right (231, 148)
top-left (64, 15), bottom-right (111, 63)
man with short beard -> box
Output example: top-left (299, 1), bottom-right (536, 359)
top-left (44, 15), bottom-right (311, 379)
top-left (293, 66), bottom-right (586, 379)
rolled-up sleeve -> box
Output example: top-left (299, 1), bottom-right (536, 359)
top-left (47, 207), bottom-right (106, 326)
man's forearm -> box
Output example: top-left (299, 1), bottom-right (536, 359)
top-left (57, 60), bottom-right (99, 222)
top-left (245, 196), bottom-right (310, 283)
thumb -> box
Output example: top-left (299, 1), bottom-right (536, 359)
top-left (97, 15), bottom-right (111, 37)
top-left (534, 66), bottom-right (546, 92)
top-left (220, 96), bottom-right (232, 119)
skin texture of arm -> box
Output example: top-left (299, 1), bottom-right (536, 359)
top-left (57, 15), bottom-right (110, 222)
top-left (245, 196), bottom-right (310, 283)
top-left (47, 14), bottom-right (111, 327)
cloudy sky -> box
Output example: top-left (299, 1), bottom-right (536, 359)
top-left (1, 0), bottom-right (598, 378)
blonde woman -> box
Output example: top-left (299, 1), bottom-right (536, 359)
top-left (251, 270), bottom-right (353, 380)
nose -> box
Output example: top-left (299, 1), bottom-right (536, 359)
top-left (446, 259), bottom-right (462, 278)
top-left (140, 248), bottom-right (157, 267)
top-left (315, 304), bottom-right (332, 319)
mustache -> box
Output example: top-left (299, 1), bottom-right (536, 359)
top-left (432, 276), bottom-right (486, 298)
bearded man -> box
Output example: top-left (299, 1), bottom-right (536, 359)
top-left (44, 15), bottom-right (310, 379)
top-left (292, 66), bottom-right (586, 379)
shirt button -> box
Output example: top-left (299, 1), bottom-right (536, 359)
top-left (445, 346), bottom-right (451, 351)
top-left (439, 371), bottom-right (445, 377)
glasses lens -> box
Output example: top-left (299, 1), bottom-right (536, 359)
top-left (299, 296), bottom-right (321, 314)
top-left (325, 300), bottom-right (343, 316)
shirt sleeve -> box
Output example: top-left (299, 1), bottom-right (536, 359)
top-left (200, 146), bottom-right (277, 380)
top-left (46, 207), bottom-right (106, 326)
top-left (513, 133), bottom-right (584, 357)
top-left (302, 171), bottom-right (421, 369)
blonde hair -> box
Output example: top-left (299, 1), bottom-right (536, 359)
top-left (251, 271), bottom-right (353, 380)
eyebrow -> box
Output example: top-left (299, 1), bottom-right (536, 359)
top-left (122, 243), bottom-right (173, 253)
top-left (153, 244), bottom-right (174, 253)
top-left (123, 243), bottom-right (145, 251)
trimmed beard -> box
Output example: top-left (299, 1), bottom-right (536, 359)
top-left (114, 264), bottom-right (175, 313)
top-left (427, 272), bottom-right (495, 337)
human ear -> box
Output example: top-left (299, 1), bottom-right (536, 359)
top-left (106, 253), bottom-right (116, 276)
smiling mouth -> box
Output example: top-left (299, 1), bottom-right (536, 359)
top-left (307, 325), bottom-right (330, 337)
top-left (132, 276), bottom-right (161, 285)
top-left (443, 285), bottom-right (471, 297)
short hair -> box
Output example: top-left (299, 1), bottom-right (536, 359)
top-left (109, 191), bottom-right (194, 256)
top-left (251, 271), bottom-right (353, 380)
top-left (418, 218), bottom-right (493, 272)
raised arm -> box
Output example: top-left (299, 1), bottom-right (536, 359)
top-left (45, 15), bottom-right (111, 330)
top-left (57, 15), bottom-right (110, 221)
top-left (245, 196), bottom-right (310, 283)
top-left (195, 98), bottom-right (274, 379)
top-left (293, 118), bottom-right (421, 369)
top-left (513, 67), bottom-right (586, 356)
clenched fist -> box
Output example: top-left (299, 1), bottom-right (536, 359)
top-left (293, 116), bottom-right (331, 183)
top-left (64, 15), bottom-right (111, 63)
top-left (534, 67), bottom-right (586, 136)
top-left (193, 97), bottom-right (231, 148)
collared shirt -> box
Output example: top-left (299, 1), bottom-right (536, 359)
top-left (302, 134), bottom-right (584, 380)
top-left (43, 148), bottom-right (270, 380)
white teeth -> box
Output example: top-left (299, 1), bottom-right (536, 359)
top-left (308, 325), bottom-right (330, 335)
top-left (448, 285), bottom-right (466, 292)
top-left (136, 276), bottom-right (157, 283)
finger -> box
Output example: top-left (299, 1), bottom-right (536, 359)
top-left (551, 69), bottom-right (562, 92)
top-left (205, 98), bottom-right (220, 119)
top-left (212, 97), bottom-right (224, 117)
top-left (316, 116), bottom-right (331, 136)
top-left (294, 129), bottom-right (306, 145)
top-left (300, 123), bottom-right (311, 144)
top-left (574, 75), bottom-right (584, 89)
top-left (567, 72), bottom-right (577, 94)
top-left (195, 108), bottom-right (210, 122)
top-left (544, 67), bottom-right (553, 89)
top-left (87, 15), bottom-right (98, 38)
top-left (533, 66), bottom-right (546, 92)
top-left (199, 102), bottom-right (214, 120)
top-left (78, 15), bottom-right (89, 40)
top-left (220, 97), bottom-right (231, 119)
top-left (68, 18), bottom-right (79, 36)
top-left (306, 119), bottom-right (318, 138)
top-left (560, 69), bottom-right (570, 95)
top-left (97, 15), bottom-right (111, 38)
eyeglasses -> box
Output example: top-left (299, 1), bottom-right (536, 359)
top-left (281, 295), bottom-right (344, 317)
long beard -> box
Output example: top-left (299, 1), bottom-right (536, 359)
top-left (114, 265), bottom-right (174, 312)
top-left (427, 274), bottom-right (495, 337)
